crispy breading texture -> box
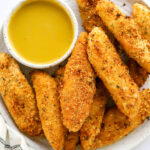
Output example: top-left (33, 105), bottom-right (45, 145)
top-left (91, 89), bottom-right (150, 149)
top-left (31, 71), bottom-right (66, 150)
top-left (64, 132), bottom-right (79, 150)
top-left (96, 0), bottom-right (150, 72)
top-left (133, 3), bottom-right (150, 41)
top-left (76, 0), bottom-right (105, 32)
top-left (54, 66), bottom-right (65, 83)
top-left (59, 32), bottom-right (96, 132)
top-left (92, 107), bottom-right (138, 148)
top-left (0, 53), bottom-right (42, 136)
top-left (54, 67), bottom-right (79, 150)
top-left (87, 27), bottom-right (141, 119)
top-left (76, 0), bottom-right (148, 85)
top-left (128, 58), bottom-right (148, 87)
top-left (80, 81), bottom-right (108, 150)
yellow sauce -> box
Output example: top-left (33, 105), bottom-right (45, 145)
top-left (8, 0), bottom-right (74, 64)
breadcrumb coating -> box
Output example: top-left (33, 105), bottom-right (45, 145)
top-left (87, 27), bottom-right (141, 119)
top-left (31, 71), bottom-right (66, 150)
top-left (76, 0), bottom-right (105, 32)
top-left (133, 3), bottom-right (150, 41)
top-left (0, 53), bottom-right (42, 136)
top-left (96, 0), bottom-right (150, 72)
top-left (76, 0), bottom-right (148, 88)
top-left (80, 80), bottom-right (108, 150)
top-left (64, 132), bottom-right (79, 150)
top-left (54, 66), bottom-right (65, 83)
top-left (128, 58), bottom-right (148, 87)
top-left (59, 32), bottom-right (96, 132)
top-left (91, 89), bottom-right (150, 149)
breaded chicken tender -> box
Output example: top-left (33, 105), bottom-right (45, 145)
top-left (54, 66), bottom-right (65, 83)
top-left (59, 32), bottom-right (96, 132)
top-left (0, 53), bottom-right (42, 136)
top-left (87, 27), bottom-right (141, 119)
top-left (80, 80), bottom-right (108, 150)
top-left (31, 71), bottom-right (66, 150)
top-left (91, 89), bottom-right (150, 149)
top-left (92, 107), bottom-right (139, 148)
top-left (96, 0), bottom-right (150, 73)
top-left (76, 0), bottom-right (148, 85)
top-left (128, 59), bottom-right (148, 87)
top-left (133, 3), bottom-right (150, 41)
top-left (64, 132), bottom-right (79, 150)
top-left (54, 67), bottom-right (79, 150)
top-left (76, 0), bottom-right (105, 32)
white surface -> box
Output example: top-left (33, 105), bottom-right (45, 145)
top-left (0, 0), bottom-right (150, 150)
top-left (0, 115), bottom-right (33, 150)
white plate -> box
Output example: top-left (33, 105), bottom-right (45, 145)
top-left (0, 0), bottom-right (150, 150)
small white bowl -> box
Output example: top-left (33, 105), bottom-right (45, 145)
top-left (3, 0), bottom-right (78, 69)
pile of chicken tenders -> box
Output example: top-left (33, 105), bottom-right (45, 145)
top-left (1, 0), bottom-right (150, 150)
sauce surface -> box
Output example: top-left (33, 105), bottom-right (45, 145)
top-left (8, 0), bottom-right (74, 64)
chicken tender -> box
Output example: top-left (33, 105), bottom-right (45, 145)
top-left (91, 89), bottom-right (150, 149)
top-left (64, 132), bottom-right (79, 150)
top-left (76, 0), bottom-right (148, 83)
top-left (96, 0), bottom-right (150, 72)
top-left (31, 71), bottom-right (66, 150)
top-left (139, 89), bottom-right (150, 120)
top-left (54, 67), bottom-right (79, 150)
top-left (128, 59), bottom-right (148, 87)
top-left (80, 80), bottom-right (109, 150)
top-left (76, 0), bottom-right (105, 32)
top-left (54, 66), bottom-right (65, 83)
top-left (87, 27), bottom-right (141, 119)
top-left (59, 32), bottom-right (96, 132)
top-left (92, 107), bottom-right (139, 148)
top-left (133, 3), bottom-right (150, 41)
top-left (0, 53), bottom-right (42, 136)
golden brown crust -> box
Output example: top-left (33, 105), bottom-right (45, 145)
top-left (0, 53), bottom-right (42, 136)
top-left (31, 71), bottom-right (66, 150)
top-left (64, 132), bottom-right (79, 150)
top-left (87, 27), bottom-right (141, 119)
top-left (91, 89), bottom-right (150, 149)
top-left (128, 58), bottom-right (148, 87)
top-left (133, 3), bottom-right (150, 41)
top-left (76, 0), bottom-right (148, 86)
top-left (92, 107), bottom-right (138, 148)
top-left (59, 32), bottom-right (96, 132)
top-left (80, 81), bottom-right (108, 150)
top-left (76, 0), bottom-right (105, 32)
top-left (96, 0), bottom-right (150, 73)
top-left (139, 89), bottom-right (150, 120)
top-left (54, 66), bottom-right (65, 83)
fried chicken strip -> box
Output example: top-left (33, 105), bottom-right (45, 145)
top-left (133, 3), bottom-right (150, 41)
top-left (92, 107), bottom-right (139, 148)
top-left (96, 0), bottom-right (150, 72)
top-left (54, 66), bottom-right (65, 83)
top-left (31, 71), bottom-right (66, 150)
top-left (0, 53), bottom-right (42, 136)
top-left (64, 132), bottom-right (79, 150)
top-left (59, 32), bottom-right (96, 132)
top-left (76, 0), bottom-right (105, 32)
top-left (76, 0), bottom-right (148, 87)
top-left (80, 80), bottom-right (108, 150)
top-left (87, 27), bottom-right (141, 119)
top-left (128, 58), bottom-right (148, 87)
top-left (91, 88), bottom-right (150, 149)
top-left (54, 67), bottom-right (79, 150)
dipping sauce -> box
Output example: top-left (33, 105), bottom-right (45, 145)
top-left (8, 0), bottom-right (74, 64)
